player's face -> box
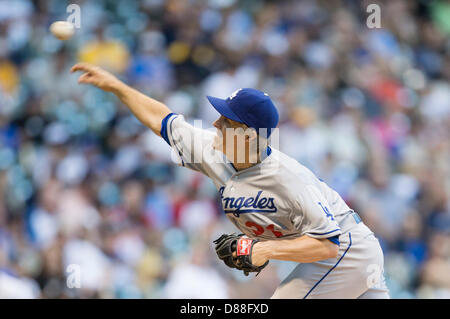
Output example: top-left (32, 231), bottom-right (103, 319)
top-left (212, 115), bottom-right (253, 164)
top-left (212, 115), bottom-right (232, 153)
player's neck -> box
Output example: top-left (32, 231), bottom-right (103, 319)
top-left (231, 151), bottom-right (262, 171)
top-left (232, 161), bottom-right (259, 171)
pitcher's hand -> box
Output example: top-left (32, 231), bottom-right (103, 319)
top-left (71, 63), bottom-right (123, 92)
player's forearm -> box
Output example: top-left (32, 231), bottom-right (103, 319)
top-left (72, 63), bottom-right (172, 135)
top-left (254, 235), bottom-right (339, 264)
top-left (111, 81), bottom-right (172, 136)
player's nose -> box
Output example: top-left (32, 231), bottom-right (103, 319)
top-left (213, 117), bottom-right (222, 130)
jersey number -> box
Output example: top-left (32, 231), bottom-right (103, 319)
top-left (245, 221), bottom-right (283, 238)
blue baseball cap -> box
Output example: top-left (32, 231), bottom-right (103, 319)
top-left (207, 88), bottom-right (279, 138)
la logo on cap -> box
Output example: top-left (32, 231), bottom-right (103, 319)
top-left (229, 88), bottom-right (269, 100)
top-left (229, 88), bottom-right (242, 100)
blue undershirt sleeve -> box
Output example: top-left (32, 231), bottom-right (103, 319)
top-left (326, 235), bottom-right (340, 246)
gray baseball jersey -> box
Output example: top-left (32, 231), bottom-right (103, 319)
top-left (161, 113), bottom-right (389, 299)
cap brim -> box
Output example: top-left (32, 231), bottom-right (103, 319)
top-left (206, 96), bottom-right (243, 123)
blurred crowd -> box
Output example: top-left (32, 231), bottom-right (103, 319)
top-left (1, 0), bottom-right (450, 299)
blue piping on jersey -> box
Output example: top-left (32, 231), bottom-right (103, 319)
top-left (303, 232), bottom-right (352, 299)
top-left (308, 228), bottom-right (341, 236)
top-left (224, 209), bottom-right (278, 217)
top-left (160, 112), bottom-right (177, 145)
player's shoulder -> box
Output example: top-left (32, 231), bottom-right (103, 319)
top-left (264, 149), bottom-right (320, 201)
top-left (269, 149), bottom-right (317, 185)
top-left (169, 114), bottom-right (216, 140)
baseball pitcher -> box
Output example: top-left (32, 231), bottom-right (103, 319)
top-left (71, 63), bottom-right (390, 299)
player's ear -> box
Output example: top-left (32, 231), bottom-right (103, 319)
top-left (247, 128), bottom-right (258, 141)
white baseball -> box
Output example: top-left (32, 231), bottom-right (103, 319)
top-left (50, 21), bottom-right (75, 40)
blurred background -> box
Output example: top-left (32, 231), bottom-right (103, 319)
top-left (0, 0), bottom-right (449, 299)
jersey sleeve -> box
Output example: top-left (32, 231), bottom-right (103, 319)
top-left (160, 113), bottom-right (217, 175)
top-left (290, 184), bottom-right (342, 239)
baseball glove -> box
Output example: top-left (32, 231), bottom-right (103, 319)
top-left (213, 233), bottom-right (269, 276)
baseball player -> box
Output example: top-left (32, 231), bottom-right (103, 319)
top-left (71, 63), bottom-right (390, 299)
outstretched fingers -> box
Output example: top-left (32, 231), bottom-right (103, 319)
top-left (71, 62), bottom-right (97, 74)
